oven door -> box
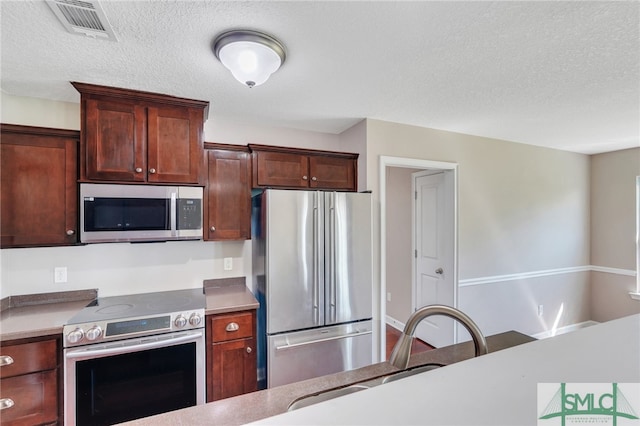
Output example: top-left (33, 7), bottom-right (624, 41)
top-left (64, 330), bottom-right (205, 426)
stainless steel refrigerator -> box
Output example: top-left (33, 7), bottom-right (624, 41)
top-left (252, 189), bottom-right (373, 389)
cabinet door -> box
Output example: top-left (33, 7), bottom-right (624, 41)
top-left (1, 128), bottom-right (78, 247)
top-left (206, 149), bottom-right (251, 240)
top-left (254, 151), bottom-right (309, 188)
top-left (210, 338), bottom-right (257, 401)
top-left (147, 106), bottom-right (203, 184)
top-left (309, 155), bottom-right (356, 190)
top-left (85, 99), bottom-right (147, 182)
top-left (0, 370), bottom-right (58, 426)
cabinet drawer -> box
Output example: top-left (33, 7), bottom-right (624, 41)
top-left (0, 370), bottom-right (58, 425)
top-left (209, 312), bottom-right (254, 342)
top-left (0, 340), bottom-right (57, 379)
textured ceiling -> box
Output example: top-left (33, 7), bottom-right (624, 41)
top-left (1, 1), bottom-right (638, 154)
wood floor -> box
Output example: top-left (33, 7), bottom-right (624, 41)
top-left (386, 324), bottom-right (435, 359)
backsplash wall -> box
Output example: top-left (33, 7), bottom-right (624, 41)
top-left (1, 240), bottom-right (251, 298)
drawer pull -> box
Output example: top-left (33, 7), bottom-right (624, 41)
top-left (0, 398), bottom-right (14, 410)
top-left (225, 322), bottom-right (239, 332)
top-left (0, 355), bottom-right (14, 366)
top-left (246, 346), bottom-right (252, 353)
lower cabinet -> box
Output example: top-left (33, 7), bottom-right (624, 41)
top-left (206, 311), bottom-right (257, 402)
top-left (0, 337), bottom-right (61, 425)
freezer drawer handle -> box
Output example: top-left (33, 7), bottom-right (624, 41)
top-left (275, 329), bottom-right (372, 351)
top-left (226, 322), bottom-right (239, 332)
top-left (0, 355), bottom-right (14, 366)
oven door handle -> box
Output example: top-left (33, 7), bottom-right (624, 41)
top-left (65, 332), bottom-right (202, 359)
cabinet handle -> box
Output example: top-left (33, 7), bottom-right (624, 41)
top-left (135, 167), bottom-right (143, 173)
top-left (66, 229), bottom-right (75, 236)
top-left (149, 168), bottom-right (156, 174)
top-left (246, 346), bottom-right (252, 354)
top-left (0, 355), bottom-right (14, 366)
top-left (225, 322), bottom-right (239, 332)
top-left (0, 398), bottom-right (14, 410)
top-left (311, 176), bottom-right (317, 181)
top-left (210, 226), bottom-right (216, 232)
top-left (302, 175), bottom-right (308, 180)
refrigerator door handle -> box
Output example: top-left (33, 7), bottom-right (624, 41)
top-left (313, 192), bottom-right (320, 326)
top-left (329, 193), bottom-right (337, 323)
top-left (274, 329), bottom-right (373, 351)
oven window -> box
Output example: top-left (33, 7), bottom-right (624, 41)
top-left (84, 197), bottom-right (170, 231)
top-left (75, 343), bottom-right (196, 425)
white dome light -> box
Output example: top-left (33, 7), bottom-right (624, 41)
top-left (213, 30), bottom-right (286, 88)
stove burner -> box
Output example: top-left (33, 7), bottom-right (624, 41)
top-left (96, 304), bottom-right (135, 315)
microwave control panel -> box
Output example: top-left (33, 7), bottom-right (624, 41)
top-left (176, 199), bottom-right (202, 229)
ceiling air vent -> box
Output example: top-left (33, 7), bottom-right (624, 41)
top-left (46, 0), bottom-right (118, 41)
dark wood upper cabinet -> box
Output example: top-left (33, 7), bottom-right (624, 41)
top-left (309, 155), bottom-right (356, 190)
top-left (1, 124), bottom-right (79, 248)
top-left (204, 143), bottom-right (251, 241)
top-left (73, 82), bottom-right (208, 185)
top-left (249, 144), bottom-right (358, 191)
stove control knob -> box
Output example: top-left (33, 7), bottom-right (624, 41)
top-left (174, 315), bottom-right (187, 328)
top-left (67, 328), bottom-right (85, 344)
top-left (85, 326), bottom-right (103, 341)
top-left (189, 313), bottom-right (202, 327)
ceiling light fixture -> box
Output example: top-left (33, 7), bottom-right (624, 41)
top-left (213, 30), bottom-right (286, 88)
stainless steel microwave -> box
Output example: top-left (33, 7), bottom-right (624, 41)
top-left (80, 183), bottom-right (203, 243)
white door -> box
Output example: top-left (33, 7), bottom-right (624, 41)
top-left (413, 170), bottom-right (455, 347)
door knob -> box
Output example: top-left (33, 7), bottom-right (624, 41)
top-left (149, 168), bottom-right (156, 174)
top-left (435, 268), bottom-right (443, 275)
top-left (246, 346), bottom-right (252, 354)
top-left (135, 167), bottom-right (143, 173)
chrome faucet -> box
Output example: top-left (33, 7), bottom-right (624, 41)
top-left (389, 305), bottom-right (488, 369)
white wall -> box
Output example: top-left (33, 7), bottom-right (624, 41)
top-left (366, 118), bottom-right (591, 342)
top-left (385, 167), bottom-right (421, 321)
top-left (590, 147), bottom-right (640, 322)
top-left (0, 94), bottom-right (363, 299)
top-left (1, 241), bottom-right (248, 298)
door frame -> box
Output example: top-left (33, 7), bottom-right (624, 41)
top-left (379, 156), bottom-right (458, 360)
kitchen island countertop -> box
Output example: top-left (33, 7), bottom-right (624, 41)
top-left (121, 329), bottom-right (535, 425)
top-left (251, 314), bottom-right (640, 425)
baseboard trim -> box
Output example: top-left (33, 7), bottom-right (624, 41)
top-left (532, 320), bottom-right (599, 339)
top-left (459, 265), bottom-right (637, 287)
top-left (385, 315), bottom-right (405, 332)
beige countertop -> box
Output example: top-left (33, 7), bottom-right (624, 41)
top-left (204, 278), bottom-right (259, 315)
top-left (0, 290), bottom-right (97, 342)
top-left (0, 279), bottom-right (258, 342)
top-left (122, 330), bottom-right (535, 426)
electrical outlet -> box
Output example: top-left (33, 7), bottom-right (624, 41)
top-left (538, 304), bottom-right (544, 316)
top-left (387, 292), bottom-right (391, 302)
top-left (223, 257), bottom-right (233, 271)
top-left (54, 267), bottom-right (67, 283)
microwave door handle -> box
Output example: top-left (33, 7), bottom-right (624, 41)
top-left (170, 192), bottom-right (177, 234)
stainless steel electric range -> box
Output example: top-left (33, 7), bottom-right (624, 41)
top-left (63, 288), bottom-right (206, 426)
